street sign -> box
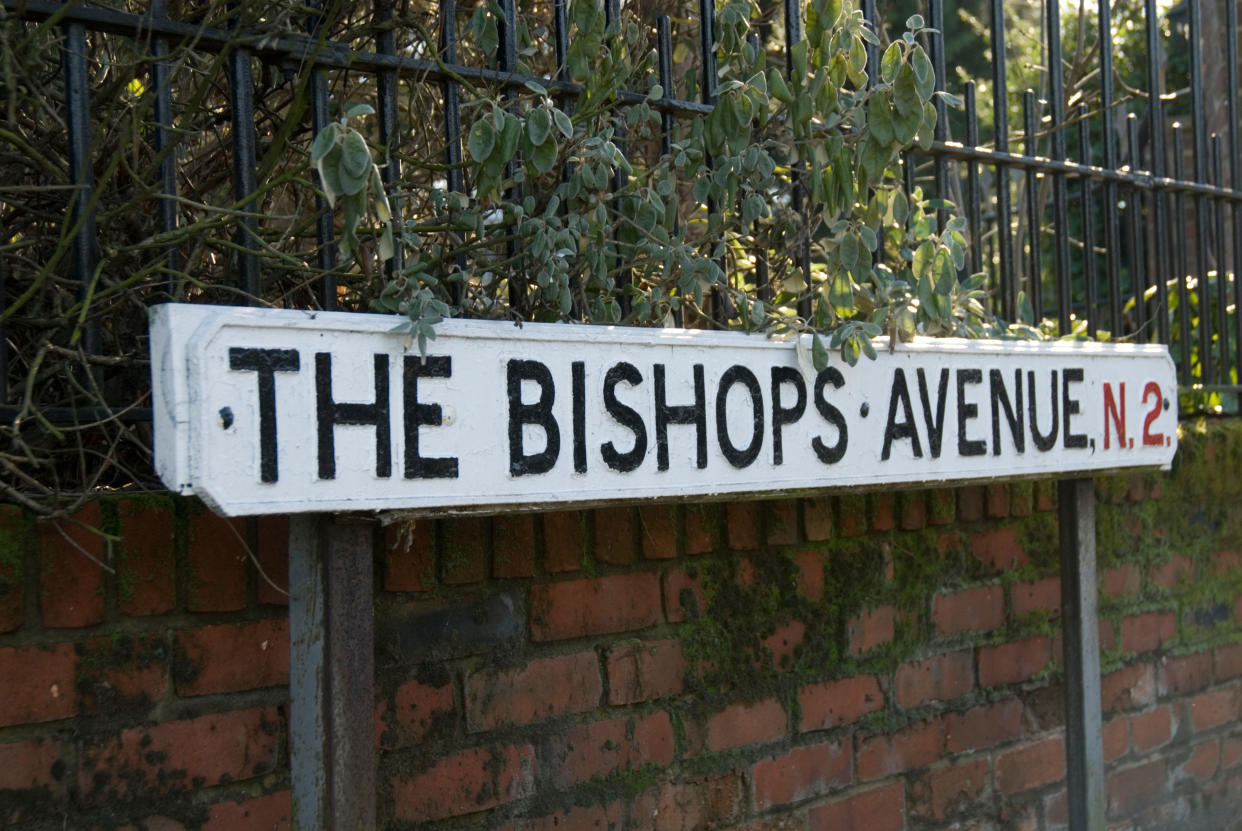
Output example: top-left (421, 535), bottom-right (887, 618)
top-left (150, 304), bottom-right (1178, 516)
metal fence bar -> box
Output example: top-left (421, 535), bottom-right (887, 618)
top-left (149, 0), bottom-right (180, 298)
top-left (1189, 0), bottom-right (1212, 381)
top-left (1098, 0), bottom-right (1122, 336)
top-left (1228, 0), bottom-right (1242, 391)
top-left (1126, 114), bottom-right (1148, 339)
top-left (1022, 91), bottom-right (1041, 322)
top-left (1045, 0), bottom-right (1070, 333)
top-left (1214, 136), bottom-right (1230, 380)
top-left (63, 21), bottom-right (101, 356)
top-left (376, 0), bottom-right (404, 281)
top-left (308, 1), bottom-right (337, 310)
top-left (784, 0), bottom-right (811, 319)
top-left (1144, 0), bottom-right (1170, 346)
top-left (227, 10), bottom-right (261, 302)
top-left (1078, 104), bottom-right (1099, 339)
top-left (440, 0), bottom-right (467, 305)
top-left (1173, 124), bottom-right (1194, 384)
top-left (964, 82), bottom-right (983, 281)
top-left (989, 0), bottom-right (1015, 322)
top-left (498, 0), bottom-right (524, 315)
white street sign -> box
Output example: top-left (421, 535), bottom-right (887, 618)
top-left (150, 304), bottom-right (1178, 516)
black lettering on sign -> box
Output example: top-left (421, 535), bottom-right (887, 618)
top-left (655, 364), bottom-right (707, 471)
top-left (882, 368), bottom-right (922, 461)
top-left (228, 347), bottom-right (300, 483)
top-left (507, 359), bottom-right (560, 476)
top-left (770, 366), bottom-right (806, 466)
top-left (989, 368), bottom-right (1025, 455)
top-left (1028, 370), bottom-right (1059, 451)
top-left (315, 353), bottom-right (392, 480)
top-left (403, 356), bottom-right (458, 479)
top-left (917, 368), bottom-right (949, 459)
top-left (1062, 367), bottom-right (1087, 448)
top-left (716, 365), bottom-right (763, 469)
top-left (956, 369), bottom-right (986, 457)
top-left (601, 362), bottom-right (647, 473)
top-left (572, 361), bottom-right (588, 473)
top-left (812, 367), bottom-right (848, 464)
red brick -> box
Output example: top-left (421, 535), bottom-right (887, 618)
top-left (203, 792), bottom-right (291, 830)
top-left (255, 515), bottom-right (289, 606)
top-left (996, 735), bottom-right (1065, 795)
top-left (1215, 643), bottom-right (1242, 681)
top-left (116, 500), bottom-right (176, 616)
top-left (393, 744), bottom-right (535, 821)
top-left (639, 505), bottom-right (678, 559)
top-left (797, 551), bottom-right (825, 601)
top-left (594, 507), bottom-right (635, 565)
top-left (1107, 759), bottom-right (1167, 817)
top-left (899, 491), bottom-right (926, 531)
top-left (0, 506), bottom-right (24, 633)
top-left (848, 606), bottom-right (897, 655)
top-left (729, 818), bottom-right (806, 831)
top-left (546, 711), bottom-right (674, 787)
top-left (945, 698), bottom-right (1022, 753)
top-left (0, 643), bottom-right (76, 727)
top-left (633, 773), bottom-right (743, 829)
top-left (1100, 619), bottom-right (1117, 651)
top-left (379, 678), bottom-right (454, 748)
top-left (1103, 717), bottom-right (1129, 763)
top-left (727, 502), bottom-right (761, 550)
top-left (895, 651), bottom-right (973, 709)
top-left (752, 741), bottom-right (851, 810)
top-left (1212, 550), bottom-right (1241, 576)
top-left (870, 492), bottom-right (895, 531)
top-left (933, 585), bottom-right (1003, 636)
top-left (1189, 685), bottom-right (1241, 732)
top-left (0, 739), bottom-right (66, 791)
top-left (505, 803), bottom-right (623, 831)
top-left (764, 620), bottom-right (806, 670)
top-left (1149, 555), bottom-right (1194, 588)
top-left (384, 519), bottom-right (433, 591)
top-left (837, 495), bottom-right (865, 537)
top-left (1009, 482), bottom-right (1033, 516)
top-left (1101, 663), bottom-right (1156, 714)
top-left (858, 720), bottom-right (943, 780)
top-left (543, 511), bottom-right (583, 572)
top-left (493, 515), bottom-right (535, 578)
top-left (684, 505), bottom-right (718, 554)
top-left (1102, 564), bottom-right (1140, 597)
top-left (979, 636), bottom-right (1051, 687)
top-left (78, 635), bottom-right (167, 712)
top-left (185, 511), bottom-right (247, 612)
top-left (530, 573), bottom-right (661, 640)
top-left (704, 697), bottom-right (786, 751)
top-left (1012, 577), bottom-right (1061, 618)
top-left (465, 652), bottom-right (601, 731)
top-left (1158, 651), bottom-right (1212, 696)
top-left (1222, 737), bottom-right (1242, 769)
top-left (971, 528), bottom-right (1027, 571)
top-left (798, 675), bottom-right (884, 732)
top-left (927, 489), bottom-right (956, 526)
top-left (1120, 612), bottom-right (1177, 653)
top-left (39, 502), bottom-right (106, 627)
top-left (1130, 705), bottom-right (1172, 752)
top-left (958, 486), bottom-right (985, 522)
top-left (767, 500), bottom-right (800, 545)
top-left (803, 497), bottom-right (833, 541)
top-left (441, 516), bottom-right (489, 584)
top-left (1034, 479), bottom-right (1057, 511)
top-left (605, 638), bottom-right (685, 705)
top-left (913, 757), bottom-right (988, 819)
top-left (77, 707), bottom-right (279, 802)
top-left (1179, 739), bottom-right (1219, 783)
top-left (807, 781), bottom-right (904, 831)
top-left (663, 565), bottom-right (705, 624)
top-left (986, 483), bottom-right (1009, 518)
top-left (175, 619), bottom-right (288, 696)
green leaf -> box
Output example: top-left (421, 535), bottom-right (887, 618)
top-left (893, 64), bottom-right (920, 116)
top-left (552, 107), bottom-right (574, 138)
top-left (527, 108), bottom-right (552, 146)
top-left (868, 90), bottom-right (895, 144)
top-left (523, 79), bottom-right (548, 95)
top-left (880, 42), bottom-right (902, 84)
top-left (905, 13), bottom-right (924, 29)
top-left (345, 102), bottom-right (375, 118)
top-left (769, 68), bottom-right (793, 103)
top-left (912, 47), bottom-right (935, 100)
top-left (839, 231), bottom-right (859, 270)
top-left (316, 144), bottom-right (343, 206)
top-left (467, 120), bottom-right (496, 162)
top-left (530, 137), bottom-right (558, 174)
top-left (340, 130), bottom-right (371, 179)
top-left (311, 124), bottom-right (337, 164)
top-left (498, 113), bottom-right (522, 162)
top-left (859, 225), bottom-right (878, 251)
top-left (913, 239), bottom-right (935, 279)
top-left (812, 332), bottom-right (829, 371)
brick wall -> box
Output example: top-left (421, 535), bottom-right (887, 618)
top-left (3, 422), bottom-right (1242, 830)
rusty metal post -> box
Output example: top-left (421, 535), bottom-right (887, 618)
top-left (1059, 479), bottom-right (1106, 831)
top-left (290, 515), bottom-right (376, 830)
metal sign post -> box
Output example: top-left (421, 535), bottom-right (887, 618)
top-left (289, 514), bottom-right (376, 830)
